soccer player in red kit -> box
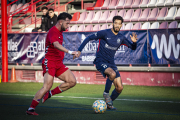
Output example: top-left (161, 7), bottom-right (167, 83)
top-left (26, 12), bottom-right (78, 115)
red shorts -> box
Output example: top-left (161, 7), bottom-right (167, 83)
top-left (42, 58), bottom-right (69, 77)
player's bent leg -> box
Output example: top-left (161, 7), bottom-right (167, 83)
top-left (106, 77), bottom-right (123, 110)
top-left (112, 77), bottom-right (123, 98)
top-left (57, 69), bottom-right (77, 91)
top-left (104, 67), bottom-right (116, 81)
top-left (42, 91), bottom-right (51, 104)
top-left (35, 72), bottom-right (54, 104)
top-left (43, 69), bottom-right (76, 104)
top-left (37, 72), bottom-right (54, 101)
top-left (103, 68), bottom-right (116, 108)
top-left (33, 72), bottom-right (54, 103)
top-left (104, 78), bottom-right (113, 93)
top-left (104, 68), bottom-right (116, 94)
top-left (111, 77), bottom-right (123, 101)
top-left (27, 72), bottom-right (54, 115)
top-left (41, 73), bottom-right (55, 103)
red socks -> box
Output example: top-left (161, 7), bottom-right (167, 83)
top-left (30, 100), bottom-right (39, 109)
top-left (50, 86), bottom-right (62, 96)
top-left (29, 87), bottom-right (62, 110)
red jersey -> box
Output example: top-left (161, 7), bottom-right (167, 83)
top-left (44, 26), bottom-right (64, 61)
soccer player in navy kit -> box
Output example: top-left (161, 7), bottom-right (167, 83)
top-left (74, 16), bottom-right (138, 110)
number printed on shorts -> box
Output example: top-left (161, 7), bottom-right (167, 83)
top-left (101, 64), bottom-right (107, 69)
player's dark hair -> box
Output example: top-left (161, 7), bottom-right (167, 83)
top-left (57, 12), bottom-right (72, 21)
top-left (41, 6), bottom-right (48, 10)
top-left (113, 16), bottom-right (124, 23)
top-left (48, 8), bottom-right (54, 12)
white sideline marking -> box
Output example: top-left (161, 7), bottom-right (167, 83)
top-left (0, 93), bottom-right (180, 103)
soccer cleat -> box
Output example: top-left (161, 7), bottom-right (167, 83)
top-left (103, 92), bottom-right (113, 106)
top-left (107, 104), bottom-right (117, 110)
top-left (26, 109), bottom-right (39, 115)
top-left (42, 91), bottom-right (51, 103)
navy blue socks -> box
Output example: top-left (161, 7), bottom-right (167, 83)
top-left (110, 89), bottom-right (120, 101)
top-left (104, 78), bottom-right (113, 93)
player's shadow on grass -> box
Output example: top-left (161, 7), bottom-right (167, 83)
top-left (37, 98), bottom-right (95, 114)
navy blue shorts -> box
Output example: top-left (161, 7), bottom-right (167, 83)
top-left (94, 61), bottom-right (120, 78)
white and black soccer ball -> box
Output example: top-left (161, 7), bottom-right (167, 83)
top-left (92, 100), bottom-right (107, 113)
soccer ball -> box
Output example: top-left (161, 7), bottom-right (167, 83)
top-left (92, 100), bottom-right (107, 113)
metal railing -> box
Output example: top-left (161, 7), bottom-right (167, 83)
top-left (5, 0), bottom-right (74, 33)
top-left (7, 0), bottom-right (19, 6)
top-left (0, 0), bottom-right (19, 30)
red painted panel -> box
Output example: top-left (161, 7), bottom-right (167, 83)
top-left (72, 71), bottom-right (96, 84)
top-left (120, 72), bottom-right (180, 86)
top-left (1, 70), bottom-right (180, 87)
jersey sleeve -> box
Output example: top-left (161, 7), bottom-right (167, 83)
top-left (121, 36), bottom-right (137, 50)
top-left (78, 30), bottom-right (105, 52)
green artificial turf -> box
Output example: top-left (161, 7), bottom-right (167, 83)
top-left (0, 82), bottom-right (180, 120)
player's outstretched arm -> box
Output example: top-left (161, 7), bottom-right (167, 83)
top-left (130, 32), bottom-right (138, 43)
top-left (73, 31), bottom-right (104, 59)
top-left (120, 32), bottom-right (138, 50)
top-left (53, 41), bottom-right (78, 57)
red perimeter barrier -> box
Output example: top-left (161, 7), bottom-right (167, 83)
top-left (4, 70), bottom-right (180, 87)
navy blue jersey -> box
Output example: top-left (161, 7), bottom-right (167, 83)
top-left (78, 29), bottom-right (136, 62)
